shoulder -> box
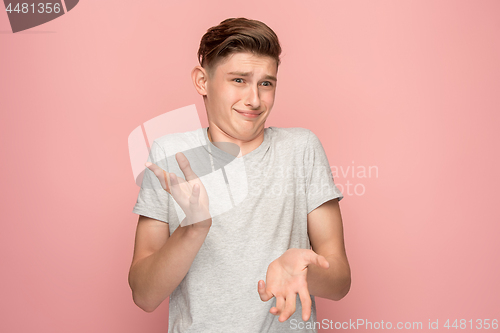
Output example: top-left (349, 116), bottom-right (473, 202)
top-left (267, 126), bottom-right (318, 148)
top-left (267, 126), bottom-right (313, 141)
top-left (152, 128), bottom-right (205, 155)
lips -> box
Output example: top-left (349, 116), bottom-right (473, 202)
top-left (234, 109), bottom-right (263, 118)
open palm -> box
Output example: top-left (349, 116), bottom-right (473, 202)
top-left (258, 248), bottom-right (329, 322)
top-left (145, 152), bottom-right (211, 227)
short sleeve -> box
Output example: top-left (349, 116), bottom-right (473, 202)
top-left (304, 130), bottom-right (344, 214)
top-left (132, 140), bottom-right (171, 223)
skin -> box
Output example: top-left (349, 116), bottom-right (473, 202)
top-left (258, 198), bottom-right (351, 322)
top-left (191, 52), bottom-right (277, 156)
top-left (129, 52), bottom-right (351, 320)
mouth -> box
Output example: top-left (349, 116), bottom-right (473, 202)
top-left (234, 109), bottom-right (263, 118)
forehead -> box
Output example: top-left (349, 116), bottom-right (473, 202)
top-left (214, 52), bottom-right (278, 76)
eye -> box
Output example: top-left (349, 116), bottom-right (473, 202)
top-left (261, 81), bottom-right (273, 87)
top-left (233, 78), bottom-right (244, 83)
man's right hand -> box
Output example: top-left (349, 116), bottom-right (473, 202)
top-left (145, 152), bottom-right (212, 228)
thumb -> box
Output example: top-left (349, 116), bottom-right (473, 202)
top-left (305, 250), bottom-right (330, 269)
top-left (316, 255), bottom-right (330, 269)
top-left (257, 280), bottom-right (273, 302)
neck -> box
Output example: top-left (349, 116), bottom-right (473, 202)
top-left (207, 125), bottom-right (265, 157)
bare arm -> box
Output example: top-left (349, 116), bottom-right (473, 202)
top-left (257, 198), bottom-right (350, 322)
top-left (128, 152), bottom-right (212, 312)
top-left (306, 198), bottom-right (351, 300)
top-left (128, 215), bottom-right (210, 312)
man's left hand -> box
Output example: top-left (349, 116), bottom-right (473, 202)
top-left (257, 248), bottom-right (330, 322)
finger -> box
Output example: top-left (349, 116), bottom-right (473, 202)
top-left (298, 288), bottom-right (312, 322)
top-left (162, 169), bottom-right (171, 194)
top-left (189, 183), bottom-right (200, 206)
top-left (272, 296), bottom-right (285, 316)
top-left (145, 162), bottom-right (169, 192)
top-left (169, 173), bottom-right (181, 197)
top-left (316, 255), bottom-right (330, 269)
top-left (175, 152), bottom-right (199, 182)
top-left (280, 293), bottom-right (297, 322)
top-left (257, 280), bottom-right (273, 302)
top-left (305, 250), bottom-right (330, 269)
top-left (171, 174), bottom-right (191, 206)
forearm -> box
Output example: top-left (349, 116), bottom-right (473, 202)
top-left (129, 219), bottom-right (211, 312)
top-left (306, 253), bottom-right (351, 301)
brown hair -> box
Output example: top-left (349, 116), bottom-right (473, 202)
top-left (197, 18), bottom-right (282, 77)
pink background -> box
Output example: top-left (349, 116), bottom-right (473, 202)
top-left (1, 1), bottom-right (499, 332)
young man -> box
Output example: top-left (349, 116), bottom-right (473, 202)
top-left (129, 18), bottom-right (350, 332)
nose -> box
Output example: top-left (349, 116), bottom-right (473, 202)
top-left (244, 84), bottom-right (261, 109)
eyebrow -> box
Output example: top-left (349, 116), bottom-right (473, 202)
top-left (227, 71), bottom-right (277, 82)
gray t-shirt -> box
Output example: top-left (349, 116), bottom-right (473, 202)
top-left (132, 126), bottom-right (344, 332)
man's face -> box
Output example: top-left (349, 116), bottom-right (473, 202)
top-left (203, 52), bottom-right (278, 141)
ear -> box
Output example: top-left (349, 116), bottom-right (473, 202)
top-left (191, 66), bottom-right (209, 96)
